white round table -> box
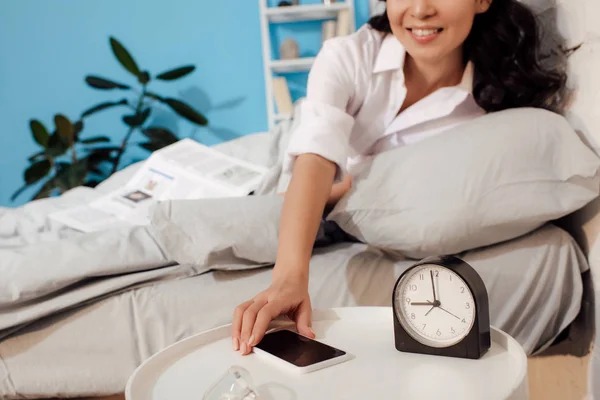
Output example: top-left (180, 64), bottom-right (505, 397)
top-left (126, 307), bottom-right (529, 400)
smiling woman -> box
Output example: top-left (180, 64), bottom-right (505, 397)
top-left (368, 0), bottom-right (568, 112)
top-left (231, 0), bottom-right (569, 362)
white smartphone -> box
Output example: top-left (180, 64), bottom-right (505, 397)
top-left (252, 329), bottom-right (353, 374)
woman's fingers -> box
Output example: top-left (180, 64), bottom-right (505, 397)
top-left (240, 298), bottom-right (268, 355)
top-left (232, 300), bottom-right (253, 351)
top-left (249, 302), bottom-right (279, 347)
top-left (294, 299), bottom-right (315, 338)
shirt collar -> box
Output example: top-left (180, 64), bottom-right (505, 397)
top-left (373, 34), bottom-right (406, 74)
top-left (372, 33), bottom-right (474, 94)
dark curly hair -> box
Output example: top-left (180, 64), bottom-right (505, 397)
top-left (368, 0), bottom-right (568, 113)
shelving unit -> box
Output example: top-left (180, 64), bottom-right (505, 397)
top-left (259, 0), bottom-right (356, 130)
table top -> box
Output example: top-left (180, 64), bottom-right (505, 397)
top-left (126, 307), bottom-right (529, 400)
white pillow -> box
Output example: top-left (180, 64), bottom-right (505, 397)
top-left (327, 108), bottom-right (600, 259)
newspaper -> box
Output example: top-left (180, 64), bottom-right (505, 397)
top-left (49, 138), bottom-right (269, 232)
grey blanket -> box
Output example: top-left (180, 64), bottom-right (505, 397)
top-left (0, 117), bottom-right (297, 342)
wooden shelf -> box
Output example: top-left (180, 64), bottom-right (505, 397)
top-left (274, 113), bottom-right (292, 121)
top-left (265, 3), bottom-right (350, 23)
top-left (270, 57), bottom-right (315, 73)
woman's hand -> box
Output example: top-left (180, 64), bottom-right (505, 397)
top-left (232, 273), bottom-right (315, 355)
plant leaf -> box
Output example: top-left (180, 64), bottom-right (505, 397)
top-left (81, 99), bottom-right (128, 118)
top-left (85, 75), bottom-right (130, 90)
top-left (164, 98), bottom-right (208, 126)
top-left (122, 114), bottom-right (137, 127)
top-left (24, 159), bottom-right (51, 184)
top-left (32, 178), bottom-right (58, 200)
top-left (123, 108), bottom-right (151, 127)
top-left (88, 165), bottom-right (104, 175)
top-left (70, 163), bottom-right (88, 187)
top-left (88, 146), bottom-right (121, 157)
top-left (87, 146), bottom-right (120, 166)
top-left (144, 91), bottom-right (164, 101)
top-left (56, 162), bottom-right (88, 190)
top-left (87, 152), bottom-right (115, 166)
top-left (139, 108), bottom-right (151, 125)
top-left (54, 114), bottom-right (74, 145)
top-left (11, 184), bottom-right (30, 202)
top-left (139, 141), bottom-right (165, 152)
top-left (46, 133), bottom-right (68, 157)
top-left (73, 120), bottom-right (84, 141)
top-left (28, 151), bottom-right (46, 162)
top-left (142, 126), bottom-right (179, 146)
top-left (84, 179), bottom-right (102, 188)
top-left (80, 135), bottom-right (111, 144)
top-left (48, 137), bottom-right (72, 158)
top-left (156, 65), bottom-right (195, 81)
top-left (30, 119), bottom-right (50, 148)
top-left (109, 37), bottom-right (141, 78)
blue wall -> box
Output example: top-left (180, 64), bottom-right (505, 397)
top-left (0, 0), bottom-right (370, 207)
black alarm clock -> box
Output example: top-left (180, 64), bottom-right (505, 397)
top-left (392, 255), bottom-right (491, 359)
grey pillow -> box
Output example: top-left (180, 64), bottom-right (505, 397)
top-left (327, 108), bottom-right (600, 259)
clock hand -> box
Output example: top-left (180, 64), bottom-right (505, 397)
top-left (411, 301), bottom-right (434, 306)
top-left (438, 306), bottom-right (460, 320)
top-left (430, 270), bottom-right (437, 303)
top-left (436, 272), bottom-right (440, 303)
top-left (425, 305), bottom-right (435, 316)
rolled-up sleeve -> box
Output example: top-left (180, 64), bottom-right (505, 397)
top-left (283, 38), bottom-right (357, 181)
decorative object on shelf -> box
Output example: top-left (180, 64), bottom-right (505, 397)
top-left (336, 8), bottom-right (351, 36)
top-left (280, 38), bottom-right (300, 60)
top-left (277, 1), bottom-right (292, 6)
top-left (323, 0), bottom-right (337, 4)
top-left (272, 77), bottom-right (294, 115)
top-left (12, 36), bottom-right (208, 202)
top-left (392, 255), bottom-right (491, 360)
top-left (322, 20), bottom-right (337, 43)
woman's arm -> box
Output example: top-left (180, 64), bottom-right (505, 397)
top-left (279, 166), bottom-right (352, 207)
top-left (231, 37), bottom-right (356, 355)
top-left (274, 153), bottom-right (337, 280)
top-left (231, 154), bottom-right (337, 354)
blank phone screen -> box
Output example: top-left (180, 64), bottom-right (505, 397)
top-left (255, 329), bottom-right (346, 367)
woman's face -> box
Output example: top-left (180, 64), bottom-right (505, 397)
top-left (386, 0), bottom-right (492, 64)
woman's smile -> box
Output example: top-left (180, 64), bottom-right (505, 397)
top-left (407, 27), bottom-right (444, 44)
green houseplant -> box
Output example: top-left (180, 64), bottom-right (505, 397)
top-left (12, 37), bottom-right (208, 202)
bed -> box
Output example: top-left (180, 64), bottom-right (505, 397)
top-left (0, 109), bottom-right (597, 399)
top-left (1, 1), bottom-right (600, 399)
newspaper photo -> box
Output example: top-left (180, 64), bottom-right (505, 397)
top-left (49, 138), bottom-right (269, 232)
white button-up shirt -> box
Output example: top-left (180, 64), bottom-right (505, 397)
top-left (284, 24), bottom-right (486, 180)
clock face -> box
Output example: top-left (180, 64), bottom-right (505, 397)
top-left (394, 264), bottom-right (476, 348)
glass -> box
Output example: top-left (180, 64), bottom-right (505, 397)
top-left (202, 366), bottom-right (260, 400)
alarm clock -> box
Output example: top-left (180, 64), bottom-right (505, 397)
top-left (392, 255), bottom-right (491, 359)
